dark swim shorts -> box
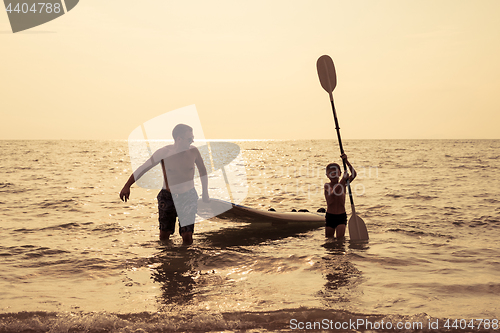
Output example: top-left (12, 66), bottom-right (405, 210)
top-left (325, 212), bottom-right (347, 229)
top-left (157, 188), bottom-right (198, 236)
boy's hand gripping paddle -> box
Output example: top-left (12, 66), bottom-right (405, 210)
top-left (316, 55), bottom-right (369, 241)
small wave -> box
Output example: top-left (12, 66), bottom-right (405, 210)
top-left (0, 182), bottom-right (32, 195)
top-left (23, 248), bottom-right (70, 259)
top-left (431, 282), bottom-right (500, 296)
top-left (470, 215), bottom-right (499, 224)
top-left (92, 223), bottom-right (124, 233)
top-left (13, 222), bottom-right (84, 234)
top-left (387, 228), bottom-right (454, 239)
top-left (0, 308), bottom-right (464, 332)
top-left (407, 194), bottom-right (438, 200)
top-left (0, 245), bottom-right (70, 259)
top-left (368, 204), bottom-right (391, 210)
top-left (385, 192), bottom-right (438, 201)
top-left (39, 199), bottom-right (82, 210)
top-left (0, 309), bottom-right (387, 333)
top-left (43, 222), bottom-right (82, 230)
top-left (20, 257), bottom-right (122, 273)
top-left (355, 254), bottom-right (418, 267)
top-left (385, 193), bottom-right (404, 198)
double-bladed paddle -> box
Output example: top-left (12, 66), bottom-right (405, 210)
top-left (316, 55), bottom-right (369, 241)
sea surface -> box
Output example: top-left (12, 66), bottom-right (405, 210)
top-left (1, 139), bottom-right (499, 332)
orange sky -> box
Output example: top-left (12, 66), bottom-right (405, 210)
top-left (1, 0), bottom-right (499, 140)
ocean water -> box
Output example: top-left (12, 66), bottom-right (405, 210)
top-left (0, 139), bottom-right (499, 332)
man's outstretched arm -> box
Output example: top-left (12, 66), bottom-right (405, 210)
top-left (120, 174), bottom-right (136, 202)
top-left (120, 153), bottom-right (160, 202)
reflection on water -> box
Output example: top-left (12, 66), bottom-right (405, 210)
top-left (348, 240), bottom-right (370, 251)
top-left (146, 221), bottom-right (371, 314)
top-left (203, 222), bottom-right (323, 248)
top-left (148, 223), bottom-right (331, 313)
top-left (322, 238), bottom-right (348, 255)
top-left (150, 245), bottom-right (199, 306)
top-left (318, 239), bottom-right (364, 307)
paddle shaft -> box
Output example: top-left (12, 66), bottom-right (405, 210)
top-left (317, 55), bottom-right (368, 240)
top-left (328, 93), bottom-right (355, 207)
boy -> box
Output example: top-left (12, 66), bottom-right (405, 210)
top-left (119, 124), bottom-right (209, 245)
top-left (324, 153), bottom-right (356, 238)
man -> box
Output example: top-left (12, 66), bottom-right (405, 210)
top-left (120, 124), bottom-right (209, 245)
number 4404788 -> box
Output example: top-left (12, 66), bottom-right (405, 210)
top-left (5, 3), bottom-right (62, 14)
top-left (444, 319), bottom-right (499, 330)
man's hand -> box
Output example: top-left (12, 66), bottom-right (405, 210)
top-left (340, 153), bottom-right (348, 161)
top-left (202, 191), bottom-right (210, 203)
top-left (120, 187), bottom-right (130, 202)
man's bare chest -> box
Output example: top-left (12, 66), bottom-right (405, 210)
top-left (163, 150), bottom-right (196, 173)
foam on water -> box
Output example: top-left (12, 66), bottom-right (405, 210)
top-left (2, 310), bottom-right (498, 332)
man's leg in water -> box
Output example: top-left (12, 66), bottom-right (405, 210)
top-left (159, 229), bottom-right (171, 241)
top-left (179, 225), bottom-right (194, 245)
top-left (157, 190), bottom-right (176, 241)
top-left (175, 188), bottom-right (198, 245)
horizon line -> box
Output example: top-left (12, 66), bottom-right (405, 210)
top-left (1, 138), bottom-right (499, 141)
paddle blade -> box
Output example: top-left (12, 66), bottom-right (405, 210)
top-left (348, 213), bottom-right (369, 241)
top-left (316, 55), bottom-right (337, 93)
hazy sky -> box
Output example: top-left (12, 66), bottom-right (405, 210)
top-left (1, 0), bottom-right (499, 140)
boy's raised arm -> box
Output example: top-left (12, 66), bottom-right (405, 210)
top-left (341, 154), bottom-right (357, 182)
